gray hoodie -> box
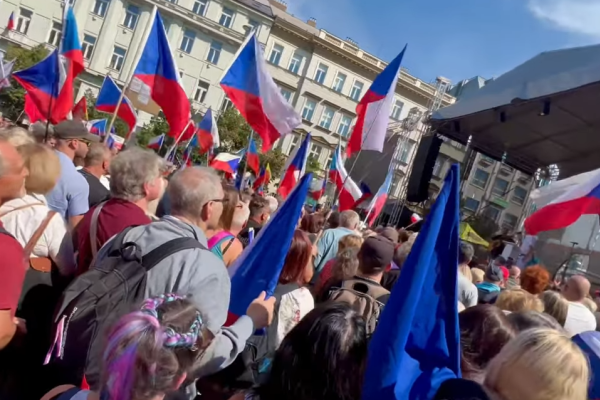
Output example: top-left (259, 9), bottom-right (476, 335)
top-left (96, 216), bottom-right (254, 383)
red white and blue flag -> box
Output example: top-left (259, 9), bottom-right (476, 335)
top-left (347, 45), bottom-right (407, 156)
top-left (278, 134), bottom-right (310, 200)
top-left (71, 96), bottom-right (88, 120)
top-left (226, 173), bottom-right (312, 326)
top-left (311, 174), bottom-right (328, 201)
top-left (7, 12), bottom-right (14, 31)
top-left (330, 146), bottom-right (363, 211)
top-left (525, 168), bottom-right (600, 235)
top-left (126, 8), bottom-right (190, 139)
top-left (220, 31), bottom-right (301, 152)
top-left (253, 164), bottom-right (271, 193)
top-left (247, 138), bottom-right (260, 176)
top-left (87, 119), bottom-right (112, 136)
top-left (367, 170), bottom-right (393, 226)
top-left (106, 134), bottom-right (124, 151)
top-left (56, 5), bottom-right (84, 121)
top-left (96, 76), bottom-right (138, 136)
top-left (210, 151), bottom-right (243, 175)
top-left (147, 134), bottom-right (165, 151)
top-left (196, 108), bottom-right (220, 154)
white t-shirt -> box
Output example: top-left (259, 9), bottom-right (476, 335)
top-left (564, 301), bottom-right (597, 337)
top-left (458, 273), bottom-right (478, 308)
top-left (276, 287), bottom-right (314, 348)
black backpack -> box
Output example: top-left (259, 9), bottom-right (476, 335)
top-left (47, 227), bottom-right (205, 389)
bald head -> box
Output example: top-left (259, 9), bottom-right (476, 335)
top-left (563, 275), bottom-right (591, 302)
top-left (510, 266), bottom-right (521, 278)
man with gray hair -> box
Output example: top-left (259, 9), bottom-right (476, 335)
top-left (94, 166), bottom-right (275, 389)
top-left (79, 143), bottom-right (112, 208)
top-left (314, 209), bottom-right (360, 277)
top-left (76, 147), bottom-right (163, 272)
top-left (264, 195), bottom-right (278, 214)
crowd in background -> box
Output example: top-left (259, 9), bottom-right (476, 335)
top-left (0, 121), bottom-right (598, 400)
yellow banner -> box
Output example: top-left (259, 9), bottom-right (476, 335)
top-left (459, 223), bottom-right (489, 247)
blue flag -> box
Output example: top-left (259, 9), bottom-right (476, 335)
top-left (362, 164), bottom-right (461, 400)
top-left (226, 173), bottom-right (312, 323)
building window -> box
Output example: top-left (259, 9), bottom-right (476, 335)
top-left (179, 29), bottom-right (195, 54)
top-left (108, 45), bottom-right (126, 71)
top-left (492, 177), bottom-right (509, 197)
top-left (165, 0), bottom-right (177, 3)
top-left (483, 205), bottom-right (502, 222)
top-left (309, 144), bottom-right (322, 162)
top-left (47, 22), bottom-right (62, 47)
top-left (302, 98), bottom-right (316, 121)
top-left (463, 197), bottom-right (480, 212)
top-left (350, 80), bottom-right (364, 101)
top-left (247, 19), bottom-right (259, 33)
top-left (194, 80), bottom-right (209, 103)
top-left (399, 141), bottom-right (414, 163)
top-left (280, 87), bottom-right (292, 103)
top-left (268, 44), bottom-right (283, 66)
top-left (287, 135), bottom-right (300, 155)
top-left (206, 40), bottom-right (222, 64)
top-left (192, 0), bottom-right (207, 16)
top-left (502, 213), bottom-right (518, 230)
top-left (314, 63), bottom-right (328, 85)
top-left (288, 52), bottom-right (303, 74)
top-left (511, 186), bottom-right (527, 206)
top-left (92, 0), bottom-right (110, 17)
top-left (221, 97), bottom-right (234, 112)
top-left (390, 99), bottom-right (404, 120)
top-left (219, 7), bottom-right (234, 28)
top-left (472, 168), bottom-right (490, 188)
top-left (337, 114), bottom-right (352, 137)
top-left (319, 107), bottom-right (335, 130)
top-left (432, 158), bottom-right (443, 177)
top-left (332, 72), bottom-right (346, 93)
top-left (123, 4), bottom-right (140, 29)
top-left (82, 34), bottom-right (96, 60)
top-left (16, 8), bottom-right (32, 34)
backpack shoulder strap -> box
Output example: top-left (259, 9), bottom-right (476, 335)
top-left (90, 201), bottom-right (108, 259)
top-left (141, 237), bottom-right (207, 271)
top-left (23, 210), bottom-right (57, 258)
top-left (364, 282), bottom-right (390, 300)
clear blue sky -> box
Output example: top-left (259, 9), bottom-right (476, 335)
top-left (287, 0), bottom-right (600, 84)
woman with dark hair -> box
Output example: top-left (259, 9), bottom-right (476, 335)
top-left (232, 303), bottom-right (368, 400)
top-left (300, 213), bottom-right (325, 243)
top-left (459, 305), bottom-right (516, 382)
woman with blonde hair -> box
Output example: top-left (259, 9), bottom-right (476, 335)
top-left (540, 291), bottom-right (569, 327)
top-left (495, 289), bottom-right (544, 313)
top-left (471, 268), bottom-right (485, 284)
top-left (313, 234), bottom-right (363, 294)
top-left (485, 328), bottom-right (589, 400)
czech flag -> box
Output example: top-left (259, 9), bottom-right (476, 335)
top-left (226, 173), bottom-right (312, 326)
top-left (126, 8), bottom-right (190, 139)
top-left (220, 31), bottom-right (301, 152)
top-left (197, 108), bottom-right (220, 154)
top-left (367, 170), bottom-right (393, 226)
top-left (72, 96), bottom-right (88, 120)
top-left (347, 45), bottom-right (407, 157)
top-left (210, 151), bottom-right (243, 174)
top-left (253, 163), bottom-right (271, 191)
top-left (182, 145), bottom-right (195, 167)
top-left (278, 133), bottom-right (310, 200)
top-left (24, 93), bottom-right (47, 123)
top-left (247, 138), bottom-right (260, 176)
top-left (87, 119), bottom-right (110, 136)
top-left (14, 51), bottom-right (61, 124)
top-left (329, 146), bottom-right (362, 211)
top-left (147, 133), bottom-right (165, 151)
top-left (7, 12), bottom-right (14, 31)
top-left (311, 173), bottom-right (328, 201)
top-left (96, 76), bottom-right (138, 137)
top-left (525, 168), bottom-right (600, 235)
top-left (106, 134), bottom-right (124, 151)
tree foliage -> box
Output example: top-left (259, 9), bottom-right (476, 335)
top-left (217, 108), bottom-right (252, 153)
top-left (306, 155), bottom-right (322, 174)
top-left (0, 45), bottom-right (49, 121)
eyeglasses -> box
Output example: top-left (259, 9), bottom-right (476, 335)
top-left (202, 198), bottom-right (228, 208)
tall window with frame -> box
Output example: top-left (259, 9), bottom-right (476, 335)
top-left (502, 213), bottom-right (518, 230)
top-left (332, 73), bottom-right (346, 93)
top-left (219, 7), bottom-right (234, 28)
top-left (463, 197), bottom-right (480, 213)
top-left (302, 98), bottom-right (316, 121)
top-left (350, 80), bottom-right (364, 101)
top-left (432, 158), bottom-right (443, 177)
top-left (472, 169), bottom-right (490, 188)
top-left (192, 0), bottom-right (208, 16)
top-left (268, 44), bottom-right (283, 66)
top-left (92, 0), bottom-right (110, 17)
top-left (492, 177), bottom-right (509, 197)
top-left (287, 135), bottom-right (300, 155)
top-left (511, 186), bottom-right (527, 206)
top-left (288, 52), bottom-right (303, 75)
top-left (399, 141), bottom-right (414, 163)
top-left (123, 4), bottom-right (140, 30)
top-left (109, 46), bottom-right (126, 71)
top-left (194, 81), bottom-right (209, 103)
top-left (16, 8), bottom-right (32, 34)
top-left (207, 40), bottom-right (222, 65)
top-left (247, 19), bottom-right (259, 34)
top-left (390, 99), bottom-right (404, 120)
top-left (309, 144), bottom-right (322, 164)
top-left (314, 63), bottom-right (328, 85)
top-left (82, 34), bottom-right (96, 60)
top-left (221, 97), bottom-right (234, 112)
top-left (319, 107), bottom-right (335, 130)
top-left (279, 87), bottom-right (293, 103)
top-left (337, 114), bottom-right (352, 137)
top-left (179, 29), bottom-right (195, 54)
top-left (47, 22), bottom-right (62, 47)
top-left (483, 205), bottom-right (502, 222)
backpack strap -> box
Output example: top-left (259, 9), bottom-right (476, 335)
top-left (141, 237), bottom-right (207, 271)
top-left (23, 210), bottom-right (57, 258)
top-left (90, 201), bottom-right (108, 259)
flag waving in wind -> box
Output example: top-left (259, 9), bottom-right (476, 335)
top-left (72, 96), bottom-right (88, 120)
top-left (226, 173), bottom-right (312, 325)
top-left (362, 164), bottom-right (461, 400)
top-left (210, 152), bottom-right (244, 174)
top-left (367, 169), bottom-right (393, 226)
top-left (220, 31), bottom-right (301, 152)
top-left (197, 108), bottom-right (220, 154)
top-left (330, 146), bottom-right (362, 211)
top-left (7, 12), bottom-right (15, 31)
top-left (347, 45), bottom-right (407, 157)
top-left (127, 8), bottom-right (190, 139)
top-left (253, 164), bottom-right (271, 192)
top-left (96, 76), bottom-right (138, 136)
top-left (147, 133), bottom-right (165, 151)
top-left (278, 133), bottom-right (311, 200)
top-left (246, 138), bottom-right (260, 176)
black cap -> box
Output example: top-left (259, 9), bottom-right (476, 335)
top-left (359, 235), bottom-right (395, 274)
top-left (486, 265), bottom-right (504, 283)
top-left (53, 120), bottom-right (100, 142)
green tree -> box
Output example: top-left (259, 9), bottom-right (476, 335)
top-left (0, 45), bottom-right (49, 121)
top-left (259, 148), bottom-right (286, 179)
top-left (136, 114), bottom-right (170, 149)
top-left (83, 90), bottom-right (130, 138)
top-left (216, 108), bottom-right (252, 153)
top-left (306, 155), bottom-right (322, 174)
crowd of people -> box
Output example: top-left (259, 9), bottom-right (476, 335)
top-left (0, 120), bottom-right (599, 400)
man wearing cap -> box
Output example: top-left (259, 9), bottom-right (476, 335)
top-left (46, 120), bottom-right (99, 228)
top-left (476, 265), bottom-right (504, 304)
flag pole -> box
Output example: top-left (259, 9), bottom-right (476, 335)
top-left (164, 120), bottom-right (193, 160)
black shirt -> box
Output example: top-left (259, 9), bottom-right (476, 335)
top-left (238, 219), bottom-right (264, 248)
top-left (79, 169), bottom-right (110, 208)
